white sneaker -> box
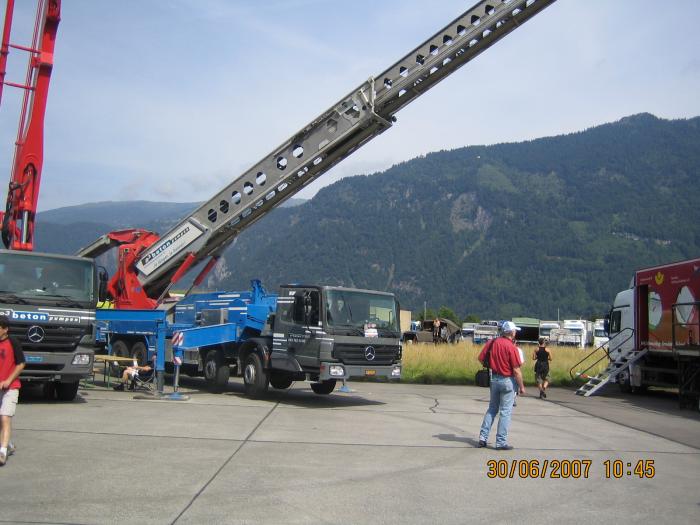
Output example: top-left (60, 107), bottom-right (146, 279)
top-left (8, 442), bottom-right (15, 456)
top-left (0, 450), bottom-right (6, 466)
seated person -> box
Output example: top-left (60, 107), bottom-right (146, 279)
top-left (328, 298), bottom-right (351, 325)
top-left (113, 359), bottom-right (154, 391)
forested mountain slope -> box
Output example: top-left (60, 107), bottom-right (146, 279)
top-left (35, 114), bottom-right (700, 319)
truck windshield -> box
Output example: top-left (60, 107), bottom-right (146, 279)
top-left (325, 290), bottom-right (398, 332)
top-left (0, 253), bottom-right (94, 305)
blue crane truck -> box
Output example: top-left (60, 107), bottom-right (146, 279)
top-left (83, 1), bottom-right (556, 396)
top-left (99, 280), bottom-right (402, 396)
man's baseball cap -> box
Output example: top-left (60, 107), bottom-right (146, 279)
top-left (501, 321), bottom-right (521, 333)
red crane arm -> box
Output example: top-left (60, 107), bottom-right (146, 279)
top-left (0, 0), bottom-right (60, 251)
top-left (77, 228), bottom-right (219, 309)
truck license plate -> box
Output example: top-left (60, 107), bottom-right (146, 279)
top-left (365, 370), bottom-right (376, 376)
top-left (26, 356), bottom-right (44, 363)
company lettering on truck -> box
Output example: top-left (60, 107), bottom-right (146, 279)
top-left (1, 310), bottom-right (49, 322)
top-left (1, 310), bottom-right (82, 324)
top-left (136, 222), bottom-right (204, 276)
top-left (48, 315), bottom-right (81, 324)
top-left (141, 227), bottom-right (191, 264)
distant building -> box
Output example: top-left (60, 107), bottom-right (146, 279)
top-left (511, 317), bottom-right (539, 343)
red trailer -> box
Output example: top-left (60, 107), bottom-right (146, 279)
top-left (634, 259), bottom-right (700, 353)
top-left (604, 258), bottom-right (700, 409)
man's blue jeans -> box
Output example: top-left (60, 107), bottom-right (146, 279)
top-left (479, 374), bottom-right (515, 448)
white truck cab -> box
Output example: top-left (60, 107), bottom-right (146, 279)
top-left (593, 318), bottom-right (609, 350)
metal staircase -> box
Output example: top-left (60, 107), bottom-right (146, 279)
top-left (571, 328), bottom-right (639, 397)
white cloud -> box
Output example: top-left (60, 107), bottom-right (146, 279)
top-left (0, 0), bottom-right (698, 213)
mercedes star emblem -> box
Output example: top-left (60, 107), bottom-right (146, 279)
top-left (364, 346), bottom-right (376, 361)
top-left (27, 325), bottom-right (46, 343)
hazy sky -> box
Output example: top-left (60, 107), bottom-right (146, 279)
top-left (1, 0), bottom-right (699, 211)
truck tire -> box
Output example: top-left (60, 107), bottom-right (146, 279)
top-left (131, 341), bottom-right (148, 365)
top-left (42, 381), bottom-right (56, 400)
top-left (111, 339), bottom-right (130, 358)
top-left (204, 349), bottom-right (230, 392)
top-left (270, 372), bottom-right (293, 390)
top-left (617, 370), bottom-right (632, 393)
top-left (56, 381), bottom-right (80, 401)
top-left (243, 352), bottom-right (269, 398)
top-left (109, 340), bottom-right (131, 376)
top-left (310, 379), bottom-right (336, 395)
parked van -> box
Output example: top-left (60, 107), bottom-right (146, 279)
top-left (561, 320), bottom-right (586, 349)
top-left (473, 321), bottom-right (499, 344)
top-left (539, 321), bottom-right (560, 341)
top-left (461, 322), bottom-right (477, 338)
top-left (593, 318), bottom-right (609, 349)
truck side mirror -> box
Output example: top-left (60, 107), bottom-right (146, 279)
top-left (97, 267), bottom-right (109, 302)
top-left (303, 293), bottom-right (312, 326)
top-left (604, 316), bottom-right (610, 335)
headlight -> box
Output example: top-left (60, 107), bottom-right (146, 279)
top-left (72, 354), bottom-right (92, 366)
top-left (391, 366), bottom-right (401, 377)
top-left (329, 365), bottom-right (345, 377)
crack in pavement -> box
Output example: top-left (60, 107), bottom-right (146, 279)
top-left (170, 401), bottom-right (280, 525)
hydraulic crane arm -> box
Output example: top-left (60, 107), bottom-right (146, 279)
top-left (83, 0), bottom-right (558, 308)
top-left (0, 0), bottom-right (60, 251)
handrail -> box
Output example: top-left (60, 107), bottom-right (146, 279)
top-left (569, 327), bottom-right (634, 381)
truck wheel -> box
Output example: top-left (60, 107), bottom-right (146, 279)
top-left (310, 379), bottom-right (336, 395)
top-left (111, 339), bottom-right (130, 358)
top-left (204, 349), bottom-right (230, 392)
top-left (42, 382), bottom-right (56, 400)
top-left (131, 342), bottom-right (148, 366)
top-left (109, 340), bottom-right (131, 377)
top-left (270, 372), bottom-right (293, 390)
top-left (243, 352), bottom-right (269, 398)
top-left (617, 370), bottom-right (632, 393)
top-left (631, 385), bottom-right (648, 394)
top-left (56, 381), bottom-right (79, 401)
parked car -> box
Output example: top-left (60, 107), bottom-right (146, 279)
top-left (461, 322), bottom-right (477, 338)
top-left (403, 318), bottom-right (461, 344)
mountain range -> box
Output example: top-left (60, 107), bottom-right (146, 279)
top-left (34, 113), bottom-right (700, 320)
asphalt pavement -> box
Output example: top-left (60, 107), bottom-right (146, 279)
top-left (2, 379), bottom-right (699, 524)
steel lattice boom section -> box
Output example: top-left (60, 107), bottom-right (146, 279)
top-left (134, 0), bottom-right (558, 297)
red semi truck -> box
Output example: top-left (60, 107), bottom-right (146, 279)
top-left (608, 258), bottom-right (700, 409)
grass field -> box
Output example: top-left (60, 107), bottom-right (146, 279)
top-left (400, 340), bottom-right (609, 387)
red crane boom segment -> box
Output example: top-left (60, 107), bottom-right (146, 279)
top-left (0, 0), bottom-right (60, 251)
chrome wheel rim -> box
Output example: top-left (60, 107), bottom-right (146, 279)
top-left (205, 360), bottom-right (216, 379)
top-left (244, 363), bottom-right (256, 384)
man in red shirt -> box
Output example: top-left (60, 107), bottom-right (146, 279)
top-left (0, 315), bottom-right (25, 466)
top-left (477, 321), bottom-right (526, 450)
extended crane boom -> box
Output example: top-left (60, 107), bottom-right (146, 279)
top-left (0, 0), bottom-right (60, 251)
top-left (80, 0), bottom-right (557, 308)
